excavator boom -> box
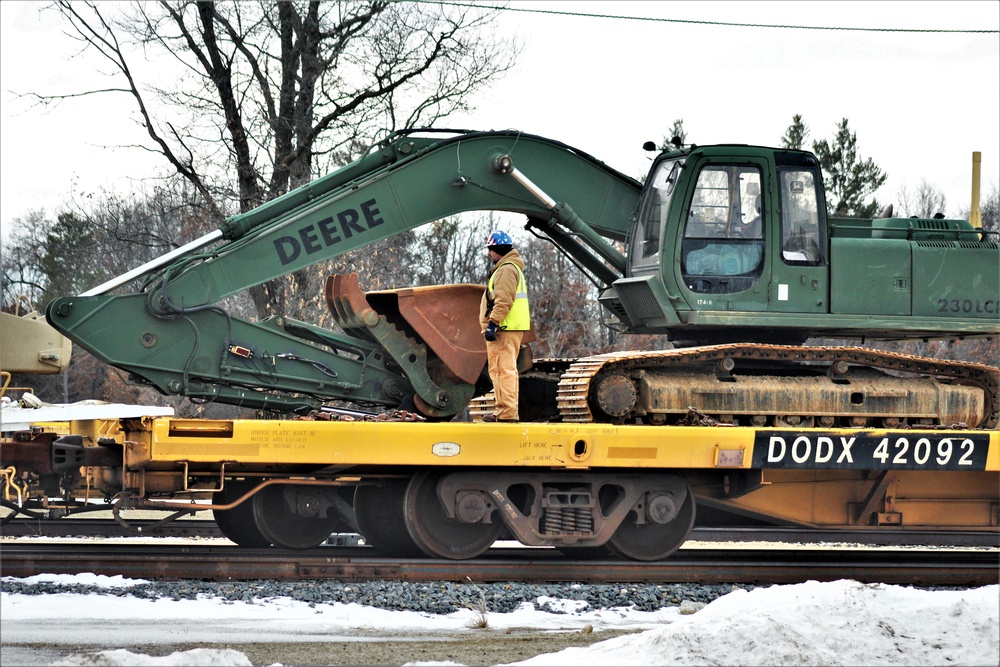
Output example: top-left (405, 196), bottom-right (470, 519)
top-left (44, 130), bottom-right (640, 414)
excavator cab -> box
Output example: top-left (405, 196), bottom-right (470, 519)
top-left (613, 144), bottom-right (996, 344)
top-left (612, 146), bottom-right (830, 341)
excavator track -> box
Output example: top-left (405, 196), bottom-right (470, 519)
top-left (550, 344), bottom-right (999, 429)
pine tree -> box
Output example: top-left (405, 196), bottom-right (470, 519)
top-left (780, 114), bottom-right (809, 150)
top-left (811, 119), bottom-right (887, 218)
top-left (662, 119), bottom-right (687, 149)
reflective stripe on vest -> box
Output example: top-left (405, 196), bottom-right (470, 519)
top-left (487, 261), bottom-right (530, 330)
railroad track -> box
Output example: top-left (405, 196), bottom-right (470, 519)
top-left (3, 517), bottom-right (998, 547)
top-left (0, 542), bottom-right (995, 586)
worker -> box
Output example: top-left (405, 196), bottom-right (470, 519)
top-left (479, 230), bottom-right (531, 422)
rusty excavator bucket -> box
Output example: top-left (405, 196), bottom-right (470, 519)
top-left (325, 273), bottom-right (534, 414)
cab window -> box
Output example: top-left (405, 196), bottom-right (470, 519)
top-left (778, 169), bottom-right (824, 264)
top-left (630, 159), bottom-right (682, 272)
top-left (681, 165), bottom-right (764, 294)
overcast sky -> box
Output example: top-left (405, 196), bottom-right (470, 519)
top-left (1, 1), bottom-right (998, 241)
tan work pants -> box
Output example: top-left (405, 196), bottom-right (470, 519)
top-left (486, 329), bottom-right (523, 420)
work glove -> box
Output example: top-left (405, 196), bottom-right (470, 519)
top-left (484, 321), bottom-right (499, 342)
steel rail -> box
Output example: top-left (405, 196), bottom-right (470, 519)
top-left (2, 519), bottom-right (998, 547)
top-left (0, 543), bottom-right (995, 586)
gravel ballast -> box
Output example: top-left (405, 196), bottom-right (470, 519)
top-left (1, 578), bottom-right (753, 666)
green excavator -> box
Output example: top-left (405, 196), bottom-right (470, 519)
top-left (44, 129), bottom-right (999, 428)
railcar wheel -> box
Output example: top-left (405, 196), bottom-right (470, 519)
top-left (213, 480), bottom-right (271, 547)
top-left (404, 471), bottom-right (503, 559)
top-left (251, 484), bottom-right (346, 549)
top-left (353, 480), bottom-right (425, 557)
top-left (606, 476), bottom-right (696, 562)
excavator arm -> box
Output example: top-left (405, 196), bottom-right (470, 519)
top-left (44, 130), bottom-right (642, 415)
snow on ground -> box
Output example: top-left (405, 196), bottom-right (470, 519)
top-left (502, 580), bottom-right (1000, 667)
top-left (1, 574), bottom-right (997, 666)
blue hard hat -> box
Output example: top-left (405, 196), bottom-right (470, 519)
top-left (485, 230), bottom-right (513, 247)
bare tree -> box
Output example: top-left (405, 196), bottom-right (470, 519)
top-left (1, 181), bottom-right (250, 413)
top-left (1, 210), bottom-right (54, 312)
top-left (962, 183), bottom-right (999, 232)
top-left (409, 215), bottom-right (496, 286)
top-left (33, 1), bottom-right (518, 317)
top-left (982, 184), bottom-right (999, 232)
top-left (520, 235), bottom-right (603, 358)
top-left (894, 179), bottom-right (947, 219)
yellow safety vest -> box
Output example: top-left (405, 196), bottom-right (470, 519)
top-left (487, 262), bottom-right (530, 330)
